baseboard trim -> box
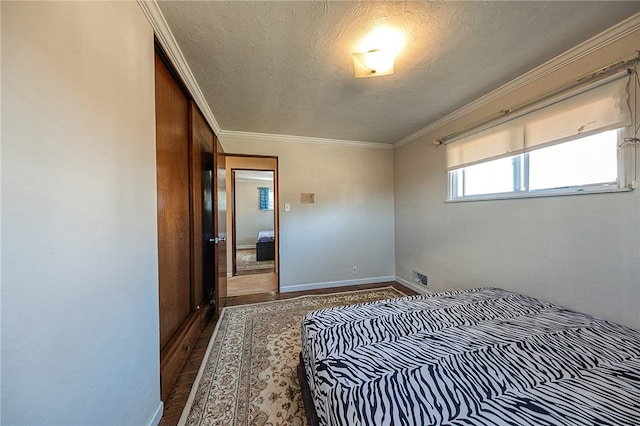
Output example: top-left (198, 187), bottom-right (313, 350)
top-left (280, 276), bottom-right (396, 293)
top-left (146, 401), bottom-right (164, 426)
top-left (395, 276), bottom-right (433, 295)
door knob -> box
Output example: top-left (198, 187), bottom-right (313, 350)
top-left (209, 237), bottom-right (226, 244)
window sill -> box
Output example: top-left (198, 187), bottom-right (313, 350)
top-left (446, 186), bottom-right (633, 203)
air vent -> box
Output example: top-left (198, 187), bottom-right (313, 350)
top-left (412, 269), bottom-right (428, 287)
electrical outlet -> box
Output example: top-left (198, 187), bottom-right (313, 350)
top-left (352, 266), bottom-right (358, 275)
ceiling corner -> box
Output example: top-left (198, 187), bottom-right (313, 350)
top-left (137, 0), bottom-right (222, 135)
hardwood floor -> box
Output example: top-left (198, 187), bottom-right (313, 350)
top-left (158, 281), bottom-right (419, 425)
top-left (227, 272), bottom-right (278, 296)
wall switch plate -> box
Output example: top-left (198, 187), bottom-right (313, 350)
top-left (284, 203), bottom-right (291, 212)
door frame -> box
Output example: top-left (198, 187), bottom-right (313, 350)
top-left (213, 137), bottom-right (227, 319)
top-left (231, 168), bottom-right (276, 276)
top-left (225, 154), bottom-right (279, 291)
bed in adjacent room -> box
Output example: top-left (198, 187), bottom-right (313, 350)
top-left (256, 230), bottom-right (275, 261)
top-left (298, 287), bottom-right (640, 426)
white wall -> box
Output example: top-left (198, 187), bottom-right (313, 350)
top-left (220, 135), bottom-right (396, 292)
top-left (1, 2), bottom-right (161, 424)
top-left (394, 27), bottom-right (640, 329)
top-left (235, 179), bottom-right (274, 247)
top-left (1, 4), bottom-right (4, 421)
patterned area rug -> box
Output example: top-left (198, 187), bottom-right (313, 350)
top-left (236, 249), bottom-right (274, 272)
top-left (179, 286), bottom-right (406, 425)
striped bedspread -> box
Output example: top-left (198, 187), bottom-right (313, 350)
top-left (300, 288), bottom-right (640, 425)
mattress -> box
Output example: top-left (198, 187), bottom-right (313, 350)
top-left (257, 230), bottom-right (274, 243)
top-left (300, 287), bottom-right (640, 426)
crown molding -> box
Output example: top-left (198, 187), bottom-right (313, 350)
top-left (394, 12), bottom-right (640, 149)
top-left (138, 0), bottom-right (387, 149)
top-left (219, 130), bottom-right (393, 150)
top-left (137, 0), bottom-right (221, 135)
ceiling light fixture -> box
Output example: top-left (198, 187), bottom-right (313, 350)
top-left (352, 26), bottom-right (404, 78)
top-left (353, 49), bottom-right (395, 77)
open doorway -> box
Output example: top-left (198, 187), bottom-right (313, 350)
top-left (225, 155), bottom-right (279, 297)
top-left (232, 170), bottom-right (275, 276)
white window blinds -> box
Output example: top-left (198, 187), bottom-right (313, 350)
top-left (446, 71), bottom-right (631, 171)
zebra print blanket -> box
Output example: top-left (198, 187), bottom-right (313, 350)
top-left (300, 288), bottom-right (640, 425)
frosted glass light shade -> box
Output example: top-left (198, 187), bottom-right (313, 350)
top-left (353, 49), bottom-right (395, 78)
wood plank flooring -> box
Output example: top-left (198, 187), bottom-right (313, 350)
top-left (158, 281), bottom-right (419, 425)
top-left (227, 272), bottom-right (278, 296)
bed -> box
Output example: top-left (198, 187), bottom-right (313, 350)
top-left (298, 287), bottom-right (640, 426)
top-left (255, 230), bottom-right (275, 261)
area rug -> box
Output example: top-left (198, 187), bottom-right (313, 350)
top-left (236, 249), bottom-right (274, 272)
top-left (178, 286), bottom-right (406, 426)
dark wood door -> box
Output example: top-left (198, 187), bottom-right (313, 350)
top-left (190, 103), bottom-right (215, 315)
top-left (155, 52), bottom-right (190, 350)
top-left (214, 138), bottom-right (227, 318)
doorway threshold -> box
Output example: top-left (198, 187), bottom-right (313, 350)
top-left (227, 272), bottom-right (278, 297)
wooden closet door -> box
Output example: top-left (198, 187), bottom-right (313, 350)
top-left (155, 52), bottom-right (191, 350)
top-left (190, 103), bottom-right (213, 312)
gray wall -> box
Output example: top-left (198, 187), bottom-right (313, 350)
top-left (394, 27), bottom-right (640, 329)
top-left (1, 2), bottom-right (161, 424)
top-left (221, 135), bottom-right (396, 292)
top-left (235, 178), bottom-right (274, 248)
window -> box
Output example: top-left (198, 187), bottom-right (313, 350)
top-left (452, 156), bottom-right (520, 197)
top-left (268, 189), bottom-right (275, 210)
top-left (446, 71), bottom-right (633, 201)
top-left (528, 130), bottom-right (618, 191)
top-left (258, 187), bottom-right (274, 210)
top-left (450, 129), bottom-right (620, 199)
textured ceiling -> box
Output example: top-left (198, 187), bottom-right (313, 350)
top-left (158, 1), bottom-right (639, 144)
